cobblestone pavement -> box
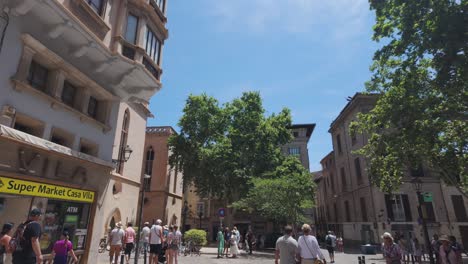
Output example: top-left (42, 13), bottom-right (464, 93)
top-left (97, 247), bottom-right (388, 264)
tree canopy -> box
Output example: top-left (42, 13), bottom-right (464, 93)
top-left (232, 156), bottom-right (315, 225)
top-left (168, 92), bottom-right (293, 202)
top-left (353, 0), bottom-right (467, 193)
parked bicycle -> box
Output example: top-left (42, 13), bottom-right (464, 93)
top-left (98, 236), bottom-right (110, 253)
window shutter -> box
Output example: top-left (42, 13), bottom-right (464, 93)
top-left (402, 195), bottom-right (412, 221)
top-left (385, 194), bottom-right (394, 221)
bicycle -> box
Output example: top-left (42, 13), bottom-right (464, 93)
top-left (98, 236), bottom-right (110, 253)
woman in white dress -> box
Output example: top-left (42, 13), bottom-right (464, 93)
top-left (230, 232), bottom-right (240, 258)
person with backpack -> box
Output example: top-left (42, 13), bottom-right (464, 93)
top-left (51, 231), bottom-right (78, 264)
top-left (439, 235), bottom-right (461, 264)
top-left (0, 223), bottom-right (14, 264)
top-left (109, 222), bottom-right (125, 264)
top-left (11, 208), bottom-right (43, 264)
top-left (167, 225), bottom-right (182, 264)
top-left (325, 231), bottom-right (337, 263)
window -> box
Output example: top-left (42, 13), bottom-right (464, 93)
top-left (288, 147), bottom-right (300, 156)
top-left (351, 128), bottom-right (357, 145)
top-left (340, 167), bottom-right (346, 191)
top-left (13, 114), bottom-right (45, 138)
top-left (87, 0), bottom-right (105, 15)
top-left (451, 195), bottom-right (468, 222)
top-left (144, 147), bottom-right (154, 192)
top-left (151, 0), bottom-right (165, 13)
top-left (61, 81), bottom-right (77, 108)
top-left (196, 202), bottom-right (205, 217)
top-left (87, 96), bottom-right (99, 119)
top-left (122, 46), bottom-right (136, 60)
top-left (144, 27), bottom-right (161, 65)
top-left (334, 203), bottom-right (338, 222)
top-left (344, 201), bottom-right (351, 222)
top-left (79, 139), bottom-right (98, 157)
top-left (355, 158), bottom-right (363, 184)
top-left (336, 134), bottom-right (343, 154)
top-left (293, 131), bottom-right (299, 138)
top-left (360, 197), bottom-right (368, 222)
top-left (124, 14), bottom-right (139, 44)
top-left (410, 164), bottom-right (425, 177)
top-left (27, 60), bottom-right (48, 92)
top-left (116, 110), bottom-right (130, 174)
top-left (330, 173), bottom-right (335, 192)
top-left (50, 128), bottom-right (74, 148)
top-left (385, 194), bottom-right (412, 222)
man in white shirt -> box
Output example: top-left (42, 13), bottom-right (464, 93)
top-left (109, 222), bottom-right (125, 264)
top-left (140, 222), bottom-right (151, 261)
top-left (149, 219), bottom-right (164, 264)
top-left (297, 224), bottom-right (326, 264)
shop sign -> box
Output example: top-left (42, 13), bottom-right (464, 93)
top-left (0, 176), bottom-right (94, 203)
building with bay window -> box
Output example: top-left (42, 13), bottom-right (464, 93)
top-left (316, 93), bottom-right (468, 249)
top-left (0, 0), bottom-right (168, 262)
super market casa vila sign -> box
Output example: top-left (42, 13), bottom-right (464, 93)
top-left (0, 176), bottom-right (94, 203)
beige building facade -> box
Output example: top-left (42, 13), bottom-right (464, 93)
top-left (141, 126), bottom-right (183, 226)
top-left (316, 93), bottom-right (468, 248)
top-left (0, 0), bottom-right (168, 262)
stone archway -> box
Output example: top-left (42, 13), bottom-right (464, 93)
top-left (105, 208), bottom-right (122, 234)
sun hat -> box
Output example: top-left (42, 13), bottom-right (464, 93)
top-left (381, 232), bottom-right (393, 240)
top-left (116, 221), bottom-right (122, 228)
top-left (439, 235), bottom-right (450, 242)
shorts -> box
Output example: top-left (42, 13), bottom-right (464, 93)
top-left (124, 243), bottom-right (134, 255)
top-left (150, 244), bottom-right (162, 255)
top-left (109, 245), bottom-right (122, 256)
top-left (327, 246), bottom-right (335, 254)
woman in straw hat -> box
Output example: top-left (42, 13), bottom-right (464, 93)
top-left (381, 232), bottom-right (402, 264)
top-left (439, 235), bottom-right (461, 264)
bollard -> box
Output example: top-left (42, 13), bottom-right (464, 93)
top-left (358, 256), bottom-right (362, 264)
top-left (362, 255), bottom-right (366, 264)
top-left (143, 245), bottom-right (147, 264)
top-left (120, 251), bottom-right (125, 264)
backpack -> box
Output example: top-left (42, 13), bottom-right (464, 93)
top-left (9, 221), bottom-right (32, 252)
top-left (326, 235), bottom-right (332, 246)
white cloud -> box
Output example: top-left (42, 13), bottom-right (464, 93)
top-left (205, 0), bottom-right (372, 39)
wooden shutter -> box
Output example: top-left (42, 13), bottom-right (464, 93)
top-left (385, 194), bottom-right (394, 221)
top-left (402, 195), bottom-right (412, 221)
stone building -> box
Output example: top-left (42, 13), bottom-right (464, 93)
top-left (316, 93), bottom-right (468, 248)
top-left (142, 126), bottom-right (183, 226)
top-left (183, 123), bottom-right (315, 242)
top-left (0, 0), bottom-right (168, 262)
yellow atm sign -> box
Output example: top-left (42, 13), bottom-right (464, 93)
top-left (0, 176), bottom-right (94, 203)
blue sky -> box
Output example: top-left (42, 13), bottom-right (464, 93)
top-left (148, 0), bottom-right (379, 172)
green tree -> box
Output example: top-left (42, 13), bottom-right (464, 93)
top-left (232, 156), bottom-right (315, 226)
top-left (353, 0), bottom-right (467, 193)
top-left (168, 92), bottom-right (292, 202)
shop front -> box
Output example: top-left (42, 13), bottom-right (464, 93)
top-left (0, 176), bottom-right (95, 263)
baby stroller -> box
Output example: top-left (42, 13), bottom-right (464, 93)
top-left (158, 244), bottom-right (167, 264)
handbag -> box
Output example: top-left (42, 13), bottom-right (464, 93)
top-left (302, 236), bottom-right (325, 264)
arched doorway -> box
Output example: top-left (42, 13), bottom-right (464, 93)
top-left (105, 208), bottom-right (122, 234)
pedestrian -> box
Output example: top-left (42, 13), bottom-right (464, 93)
top-left (167, 225), bottom-right (181, 264)
top-left (223, 227), bottom-right (231, 257)
top-left (51, 231), bottom-right (78, 264)
top-left (140, 222), bottom-right (151, 258)
top-left (232, 226), bottom-right (240, 246)
top-left (411, 238), bottom-right (422, 264)
top-left (439, 235), bottom-right (460, 264)
top-left (297, 224), bottom-right (327, 264)
top-left (449, 235), bottom-right (463, 263)
top-left (398, 236), bottom-right (410, 264)
top-left (109, 222), bottom-right (124, 264)
top-left (229, 230), bottom-right (239, 258)
top-left (275, 225), bottom-right (298, 264)
top-left (0, 223), bottom-right (14, 264)
top-left (325, 231), bottom-right (337, 263)
top-left (124, 222), bottom-right (136, 264)
top-left (432, 234), bottom-right (441, 264)
top-left (381, 232), bottom-right (402, 264)
top-left (216, 227), bottom-right (224, 258)
top-left (336, 235), bottom-right (344, 252)
top-left (246, 228), bottom-right (255, 255)
top-left (12, 208), bottom-right (43, 264)
top-left (149, 219), bottom-right (163, 264)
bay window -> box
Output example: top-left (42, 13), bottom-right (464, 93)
top-left (144, 27), bottom-right (161, 65)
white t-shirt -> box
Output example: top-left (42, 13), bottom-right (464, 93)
top-left (297, 235), bottom-right (325, 260)
top-left (110, 228), bottom-right (125, 246)
top-left (141, 226), bottom-right (151, 243)
top-left (150, 224), bottom-right (163, 245)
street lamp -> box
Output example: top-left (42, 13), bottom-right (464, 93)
top-left (134, 174), bottom-right (151, 264)
top-left (411, 177), bottom-right (435, 264)
top-left (113, 145), bottom-right (133, 163)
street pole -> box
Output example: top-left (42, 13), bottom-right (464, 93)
top-left (134, 175), bottom-right (149, 264)
top-left (198, 212), bottom-right (202, 229)
top-left (416, 190), bottom-right (435, 264)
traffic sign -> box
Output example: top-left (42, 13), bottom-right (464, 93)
top-left (423, 192), bottom-right (433, 202)
top-left (218, 208), bottom-right (226, 217)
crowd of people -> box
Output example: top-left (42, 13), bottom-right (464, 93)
top-left (216, 226), bottom-right (256, 258)
top-left (0, 208), bottom-right (78, 264)
top-left (382, 232), bottom-right (464, 264)
top-left (108, 219), bottom-right (182, 264)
